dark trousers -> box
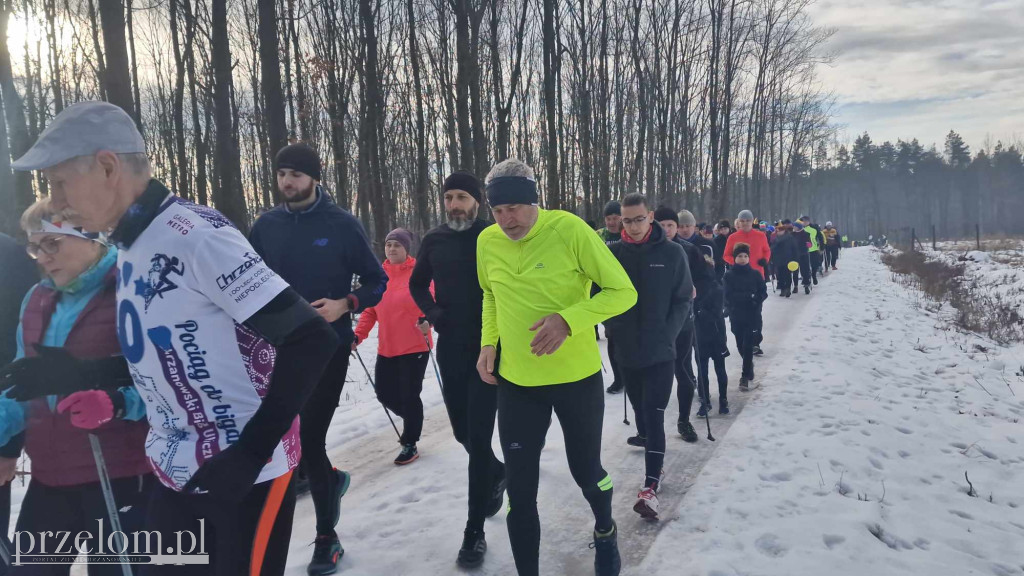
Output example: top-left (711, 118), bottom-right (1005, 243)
top-left (826, 246), bottom-right (840, 268)
top-left (606, 333), bottom-right (623, 386)
top-left (798, 254), bottom-right (812, 286)
top-left (810, 251), bottom-right (823, 278)
top-left (623, 361), bottom-right (675, 489)
top-left (13, 475), bottom-right (153, 576)
top-left (776, 264), bottom-right (793, 293)
top-left (374, 352), bottom-right (429, 445)
top-left (730, 310), bottom-right (761, 380)
top-left (674, 323), bottom-right (696, 424)
top-left (300, 346), bottom-right (349, 536)
top-left (695, 339), bottom-right (728, 406)
top-left (497, 373), bottom-right (612, 576)
top-left (436, 336), bottom-right (503, 533)
top-left (138, 473), bottom-right (295, 576)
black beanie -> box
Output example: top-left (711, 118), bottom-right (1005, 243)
top-left (604, 201), bottom-right (621, 216)
top-left (653, 206), bottom-right (678, 224)
top-left (733, 242), bottom-right (751, 258)
top-left (275, 143), bottom-right (322, 181)
top-left (443, 171), bottom-right (482, 204)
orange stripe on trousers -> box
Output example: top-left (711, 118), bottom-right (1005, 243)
top-left (249, 471), bottom-right (293, 576)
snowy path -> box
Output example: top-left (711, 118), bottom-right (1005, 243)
top-left (285, 257), bottom-right (826, 575)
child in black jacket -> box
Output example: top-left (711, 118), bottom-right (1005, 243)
top-left (723, 243), bottom-right (768, 389)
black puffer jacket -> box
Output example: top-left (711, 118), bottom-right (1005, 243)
top-left (723, 263), bottom-right (768, 317)
top-left (712, 234), bottom-right (730, 279)
top-left (605, 224), bottom-right (693, 368)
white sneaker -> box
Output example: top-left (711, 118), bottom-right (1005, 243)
top-left (633, 486), bottom-right (659, 519)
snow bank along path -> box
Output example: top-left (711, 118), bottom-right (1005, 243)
top-left (285, 247), bottom-right (1023, 575)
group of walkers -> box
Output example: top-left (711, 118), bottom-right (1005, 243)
top-left (0, 100), bottom-right (843, 576)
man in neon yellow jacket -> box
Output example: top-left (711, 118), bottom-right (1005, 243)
top-left (475, 159), bottom-right (636, 576)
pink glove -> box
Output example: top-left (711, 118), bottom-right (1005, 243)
top-left (57, 390), bottom-right (114, 430)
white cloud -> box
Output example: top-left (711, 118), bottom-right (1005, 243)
top-left (810, 0), bottom-right (1024, 149)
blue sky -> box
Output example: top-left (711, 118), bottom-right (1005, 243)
top-left (809, 0), bottom-right (1024, 151)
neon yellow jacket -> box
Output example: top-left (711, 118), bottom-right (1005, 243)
top-left (478, 209), bottom-right (637, 386)
top-left (806, 225), bottom-right (821, 252)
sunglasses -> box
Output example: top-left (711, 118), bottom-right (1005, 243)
top-left (26, 236), bottom-right (65, 260)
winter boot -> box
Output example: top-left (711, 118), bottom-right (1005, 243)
top-left (633, 486), bottom-right (660, 519)
top-left (626, 435), bottom-right (647, 448)
top-left (804, 285), bottom-right (811, 295)
top-left (592, 522), bottom-right (621, 576)
top-left (606, 381), bottom-right (624, 394)
top-left (307, 535), bottom-right (344, 576)
top-left (678, 421), bottom-right (698, 443)
top-left (485, 469), bottom-right (507, 518)
top-left (394, 444), bottom-right (419, 465)
top-left (812, 275), bottom-right (818, 285)
top-left (457, 528), bottom-right (487, 568)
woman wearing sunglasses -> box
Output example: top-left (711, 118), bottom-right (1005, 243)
top-left (0, 199), bottom-right (152, 575)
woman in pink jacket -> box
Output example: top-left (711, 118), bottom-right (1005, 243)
top-left (354, 229), bottom-right (433, 465)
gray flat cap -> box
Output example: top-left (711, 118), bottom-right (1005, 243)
top-left (12, 101), bottom-right (145, 171)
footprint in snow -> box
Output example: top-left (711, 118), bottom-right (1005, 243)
top-left (895, 426), bottom-right (913, 435)
top-left (950, 510), bottom-right (973, 520)
top-left (822, 534), bottom-right (845, 549)
top-left (755, 533), bottom-right (789, 557)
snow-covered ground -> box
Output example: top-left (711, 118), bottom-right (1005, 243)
top-left (280, 246), bottom-right (1023, 575)
top-left (11, 246), bottom-right (1023, 575)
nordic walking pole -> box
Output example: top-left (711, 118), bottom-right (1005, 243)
top-left (88, 434), bottom-right (133, 576)
top-left (352, 348), bottom-right (403, 441)
top-left (623, 384), bottom-right (630, 426)
top-left (421, 324), bottom-right (444, 396)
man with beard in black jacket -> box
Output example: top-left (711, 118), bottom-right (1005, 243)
top-left (249, 143), bottom-right (388, 575)
top-left (409, 171), bottom-right (505, 569)
top-left (606, 194), bottom-right (692, 520)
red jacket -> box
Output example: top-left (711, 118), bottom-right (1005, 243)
top-left (724, 229), bottom-right (772, 279)
top-left (355, 257), bottom-right (434, 358)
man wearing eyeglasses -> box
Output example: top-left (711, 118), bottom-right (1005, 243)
top-left (604, 194), bottom-right (692, 520)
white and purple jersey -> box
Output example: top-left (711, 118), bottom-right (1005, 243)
top-left (114, 185), bottom-right (300, 491)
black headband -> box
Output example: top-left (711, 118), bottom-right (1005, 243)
top-left (486, 176), bottom-right (538, 207)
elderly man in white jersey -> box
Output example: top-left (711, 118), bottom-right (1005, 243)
top-left (13, 101), bottom-right (338, 576)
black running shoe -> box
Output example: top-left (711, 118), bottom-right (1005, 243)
top-left (307, 535), bottom-right (343, 576)
top-left (606, 381), bottom-right (624, 394)
top-left (485, 469), bottom-right (506, 518)
top-left (626, 435), bottom-right (646, 448)
top-left (592, 521), bottom-right (621, 576)
top-left (457, 529), bottom-right (487, 568)
top-left (740, 377), bottom-right (750, 391)
top-left (812, 276), bottom-right (818, 285)
top-left (752, 345), bottom-right (763, 356)
top-left (804, 285), bottom-right (811, 295)
top-left (719, 400), bottom-right (730, 415)
top-left (394, 444), bottom-right (419, 465)
top-left (678, 421), bottom-right (698, 443)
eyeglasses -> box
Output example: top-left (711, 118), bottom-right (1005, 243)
top-left (26, 236), bottom-right (65, 260)
top-left (621, 216), bottom-right (649, 226)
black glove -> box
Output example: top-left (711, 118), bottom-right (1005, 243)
top-left (0, 346), bottom-right (132, 401)
top-left (182, 441), bottom-right (266, 502)
top-left (758, 258), bottom-right (769, 268)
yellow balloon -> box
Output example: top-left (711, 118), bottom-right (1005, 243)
top-left (787, 261), bottom-right (799, 272)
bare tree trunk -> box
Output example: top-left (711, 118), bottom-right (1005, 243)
top-left (211, 0), bottom-right (247, 230)
top-left (98, 0), bottom-right (135, 116)
top-left (0, 0), bottom-right (34, 218)
top-left (542, 0), bottom-right (560, 208)
top-left (408, 0), bottom-right (430, 231)
top-left (260, 0), bottom-right (288, 185)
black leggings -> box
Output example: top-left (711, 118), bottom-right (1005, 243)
top-left (497, 373), bottom-right (613, 576)
top-left (623, 361), bottom-right (675, 489)
top-left (13, 475), bottom-right (153, 576)
top-left (436, 337), bottom-right (503, 533)
top-left (695, 339), bottom-right (728, 406)
top-left (674, 323), bottom-right (696, 424)
top-left (810, 251), bottom-right (823, 278)
top-left (606, 333), bottom-right (623, 387)
top-left (138, 472), bottom-right (295, 576)
top-left (797, 253), bottom-right (812, 286)
top-left (776, 264), bottom-right (792, 293)
top-left (300, 346), bottom-right (349, 536)
top-left (826, 246), bottom-right (840, 267)
top-left (374, 352), bottom-right (429, 445)
top-left (730, 312), bottom-right (761, 380)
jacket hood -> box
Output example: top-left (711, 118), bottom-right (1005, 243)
top-left (382, 256), bottom-right (416, 274)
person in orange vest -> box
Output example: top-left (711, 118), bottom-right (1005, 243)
top-left (355, 228), bottom-right (433, 466)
